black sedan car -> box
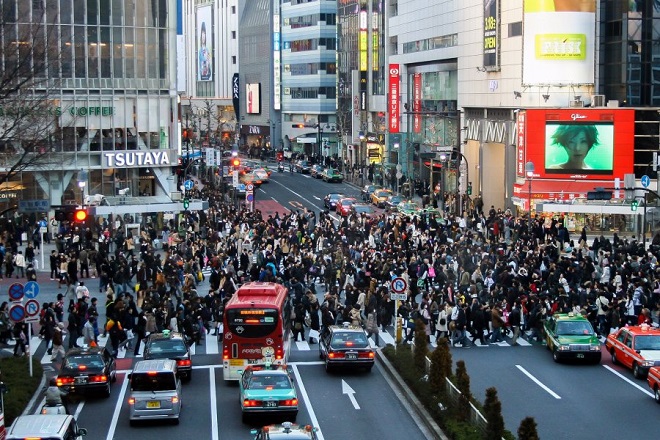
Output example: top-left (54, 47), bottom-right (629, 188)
top-left (323, 193), bottom-right (345, 210)
top-left (319, 323), bottom-right (375, 373)
top-left (143, 331), bottom-right (193, 381)
top-left (295, 160), bottom-right (311, 174)
top-left (56, 346), bottom-right (116, 397)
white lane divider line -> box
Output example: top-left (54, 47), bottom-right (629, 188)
top-left (73, 400), bottom-right (85, 420)
top-left (515, 364), bottom-right (561, 399)
top-left (603, 365), bottom-right (654, 398)
top-left (313, 196), bottom-right (321, 200)
top-left (295, 341), bottom-right (311, 351)
top-left (291, 364), bottom-right (325, 440)
top-left (209, 367), bottom-right (219, 440)
top-left (105, 373), bottom-right (129, 440)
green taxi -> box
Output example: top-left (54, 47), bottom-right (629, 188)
top-left (239, 363), bottom-right (298, 423)
top-left (544, 313), bottom-right (602, 363)
top-left (396, 201), bottom-right (441, 217)
top-left (322, 168), bottom-right (344, 183)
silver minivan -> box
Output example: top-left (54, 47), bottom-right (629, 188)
top-left (6, 414), bottom-right (87, 439)
top-left (128, 359), bottom-right (182, 425)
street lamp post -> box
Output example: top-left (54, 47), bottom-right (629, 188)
top-left (77, 170), bottom-right (88, 206)
top-left (525, 161), bottom-right (535, 223)
top-left (359, 131), bottom-right (366, 187)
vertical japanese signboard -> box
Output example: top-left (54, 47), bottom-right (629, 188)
top-left (413, 73), bottom-right (422, 134)
top-left (388, 64), bottom-right (400, 133)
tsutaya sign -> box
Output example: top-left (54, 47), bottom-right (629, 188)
top-left (103, 150), bottom-right (173, 168)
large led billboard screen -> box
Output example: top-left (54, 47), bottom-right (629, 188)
top-left (522, 0), bottom-right (596, 85)
top-left (520, 109), bottom-right (634, 181)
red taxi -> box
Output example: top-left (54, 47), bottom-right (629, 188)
top-left (647, 366), bottom-right (660, 403)
top-left (606, 324), bottom-right (660, 379)
top-left (336, 197), bottom-right (357, 217)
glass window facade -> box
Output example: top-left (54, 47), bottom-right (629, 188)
top-left (600, 0), bottom-right (660, 106)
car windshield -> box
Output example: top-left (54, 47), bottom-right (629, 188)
top-left (555, 321), bottom-right (594, 336)
top-left (340, 199), bottom-right (355, 206)
top-left (131, 372), bottom-right (176, 391)
top-left (63, 354), bottom-right (105, 370)
top-left (329, 194), bottom-right (344, 201)
top-left (331, 332), bottom-right (369, 348)
top-left (375, 191), bottom-right (390, 197)
top-left (400, 203), bottom-right (418, 211)
top-left (634, 335), bottom-right (660, 350)
top-left (389, 197), bottom-right (403, 204)
top-left (149, 340), bottom-right (187, 355)
top-left (249, 374), bottom-right (292, 390)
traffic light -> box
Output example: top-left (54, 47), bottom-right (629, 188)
top-left (231, 158), bottom-right (241, 167)
top-left (467, 182), bottom-right (472, 196)
top-left (73, 208), bottom-right (88, 223)
top-left (183, 198), bottom-right (190, 210)
top-left (292, 123), bottom-right (305, 129)
top-left (631, 200), bottom-right (639, 211)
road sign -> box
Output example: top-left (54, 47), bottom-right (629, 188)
top-left (233, 170), bottom-right (239, 187)
top-left (237, 183), bottom-right (246, 192)
top-left (396, 172), bottom-right (403, 180)
top-left (9, 304), bottom-right (25, 323)
top-left (39, 220), bottom-right (47, 228)
top-left (184, 180), bottom-right (194, 190)
top-left (247, 184), bottom-right (254, 191)
top-left (8, 283), bottom-right (24, 302)
top-left (24, 299), bottom-right (40, 317)
top-left (390, 277), bottom-right (407, 294)
top-left (246, 192), bottom-right (254, 202)
top-left (18, 199), bottom-right (51, 213)
top-left (391, 293), bottom-right (407, 301)
top-left (23, 281), bottom-right (39, 299)
top-left (641, 175), bottom-right (650, 188)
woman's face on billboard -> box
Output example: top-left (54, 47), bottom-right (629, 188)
top-left (564, 129), bottom-right (590, 159)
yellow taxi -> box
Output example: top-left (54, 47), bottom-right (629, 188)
top-left (370, 189), bottom-right (393, 207)
top-left (606, 324), bottom-right (660, 379)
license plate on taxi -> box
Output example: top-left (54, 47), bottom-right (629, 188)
top-left (75, 376), bottom-right (88, 384)
top-left (146, 401), bottom-right (161, 409)
top-left (263, 401), bottom-right (277, 408)
top-left (346, 353), bottom-right (357, 360)
top-left (576, 354), bottom-right (584, 359)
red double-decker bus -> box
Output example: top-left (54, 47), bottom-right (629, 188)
top-left (222, 282), bottom-right (293, 381)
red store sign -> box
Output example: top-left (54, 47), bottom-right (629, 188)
top-left (388, 64), bottom-right (400, 133)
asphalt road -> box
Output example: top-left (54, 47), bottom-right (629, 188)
top-left (448, 341), bottom-right (660, 438)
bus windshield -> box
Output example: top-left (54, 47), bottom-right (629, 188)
top-left (226, 308), bottom-right (279, 338)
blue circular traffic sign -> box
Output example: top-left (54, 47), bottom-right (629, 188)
top-left (641, 175), bottom-right (650, 188)
top-left (23, 281), bottom-right (40, 299)
top-left (8, 283), bottom-right (24, 301)
top-left (9, 304), bottom-right (25, 323)
top-left (246, 193), bottom-right (254, 202)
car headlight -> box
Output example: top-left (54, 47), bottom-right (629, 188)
top-left (641, 360), bottom-right (654, 367)
top-left (559, 345), bottom-right (570, 351)
top-left (590, 345), bottom-right (601, 351)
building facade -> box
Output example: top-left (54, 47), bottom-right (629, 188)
top-left (385, 0), bottom-right (660, 233)
top-left (0, 0), bottom-right (183, 218)
top-left (179, 0), bottom-right (239, 152)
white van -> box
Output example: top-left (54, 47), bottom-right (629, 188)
top-left (128, 359), bottom-right (182, 425)
top-left (6, 414), bottom-right (87, 440)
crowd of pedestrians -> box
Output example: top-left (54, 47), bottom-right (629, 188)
top-left (2, 171), bottom-right (660, 358)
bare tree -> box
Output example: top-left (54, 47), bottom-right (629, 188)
top-left (0, 7), bottom-right (66, 187)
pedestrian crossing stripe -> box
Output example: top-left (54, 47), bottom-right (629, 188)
top-left (19, 327), bottom-right (538, 365)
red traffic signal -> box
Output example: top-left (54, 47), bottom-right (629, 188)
top-left (74, 209), bottom-right (88, 222)
top-left (231, 158), bottom-right (241, 167)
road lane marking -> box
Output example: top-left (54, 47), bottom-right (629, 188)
top-left (380, 331), bottom-right (395, 346)
top-left (295, 341), bottom-right (311, 351)
top-left (515, 365), bottom-right (561, 399)
top-left (106, 373), bottom-right (129, 440)
top-left (272, 180), bottom-right (325, 211)
top-left (271, 197), bottom-right (279, 203)
top-left (291, 364), bottom-right (325, 440)
top-left (206, 332), bottom-right (219, 354)
top-left (313, 196), bottom-right (321, 200)
top-left (289, 361), bottom-right (324, 366)
top-left (603, 365), bottom-right (654, 398)
top-left (73, 400), bottom-right (85, 420)
top-left (209, 368), bottom-right (219, 440)
top-left (341, 379), bottom-right (360, 410)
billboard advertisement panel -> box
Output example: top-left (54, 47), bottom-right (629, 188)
top-left (413, 73), bottom-right (421, 133)
top-left (483, 0), bottom-right (499, 70)
top-left (522, 108), bottom-right (634, 181)
top-left (246, 83), bottom-right (261, 114)
top-left (522, 0), bottom-right (596, 85)
top-left (197, 6), bottom-right (213, 82)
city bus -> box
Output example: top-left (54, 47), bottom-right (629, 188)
top-left (222, 282), bottom-right (293, 382)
